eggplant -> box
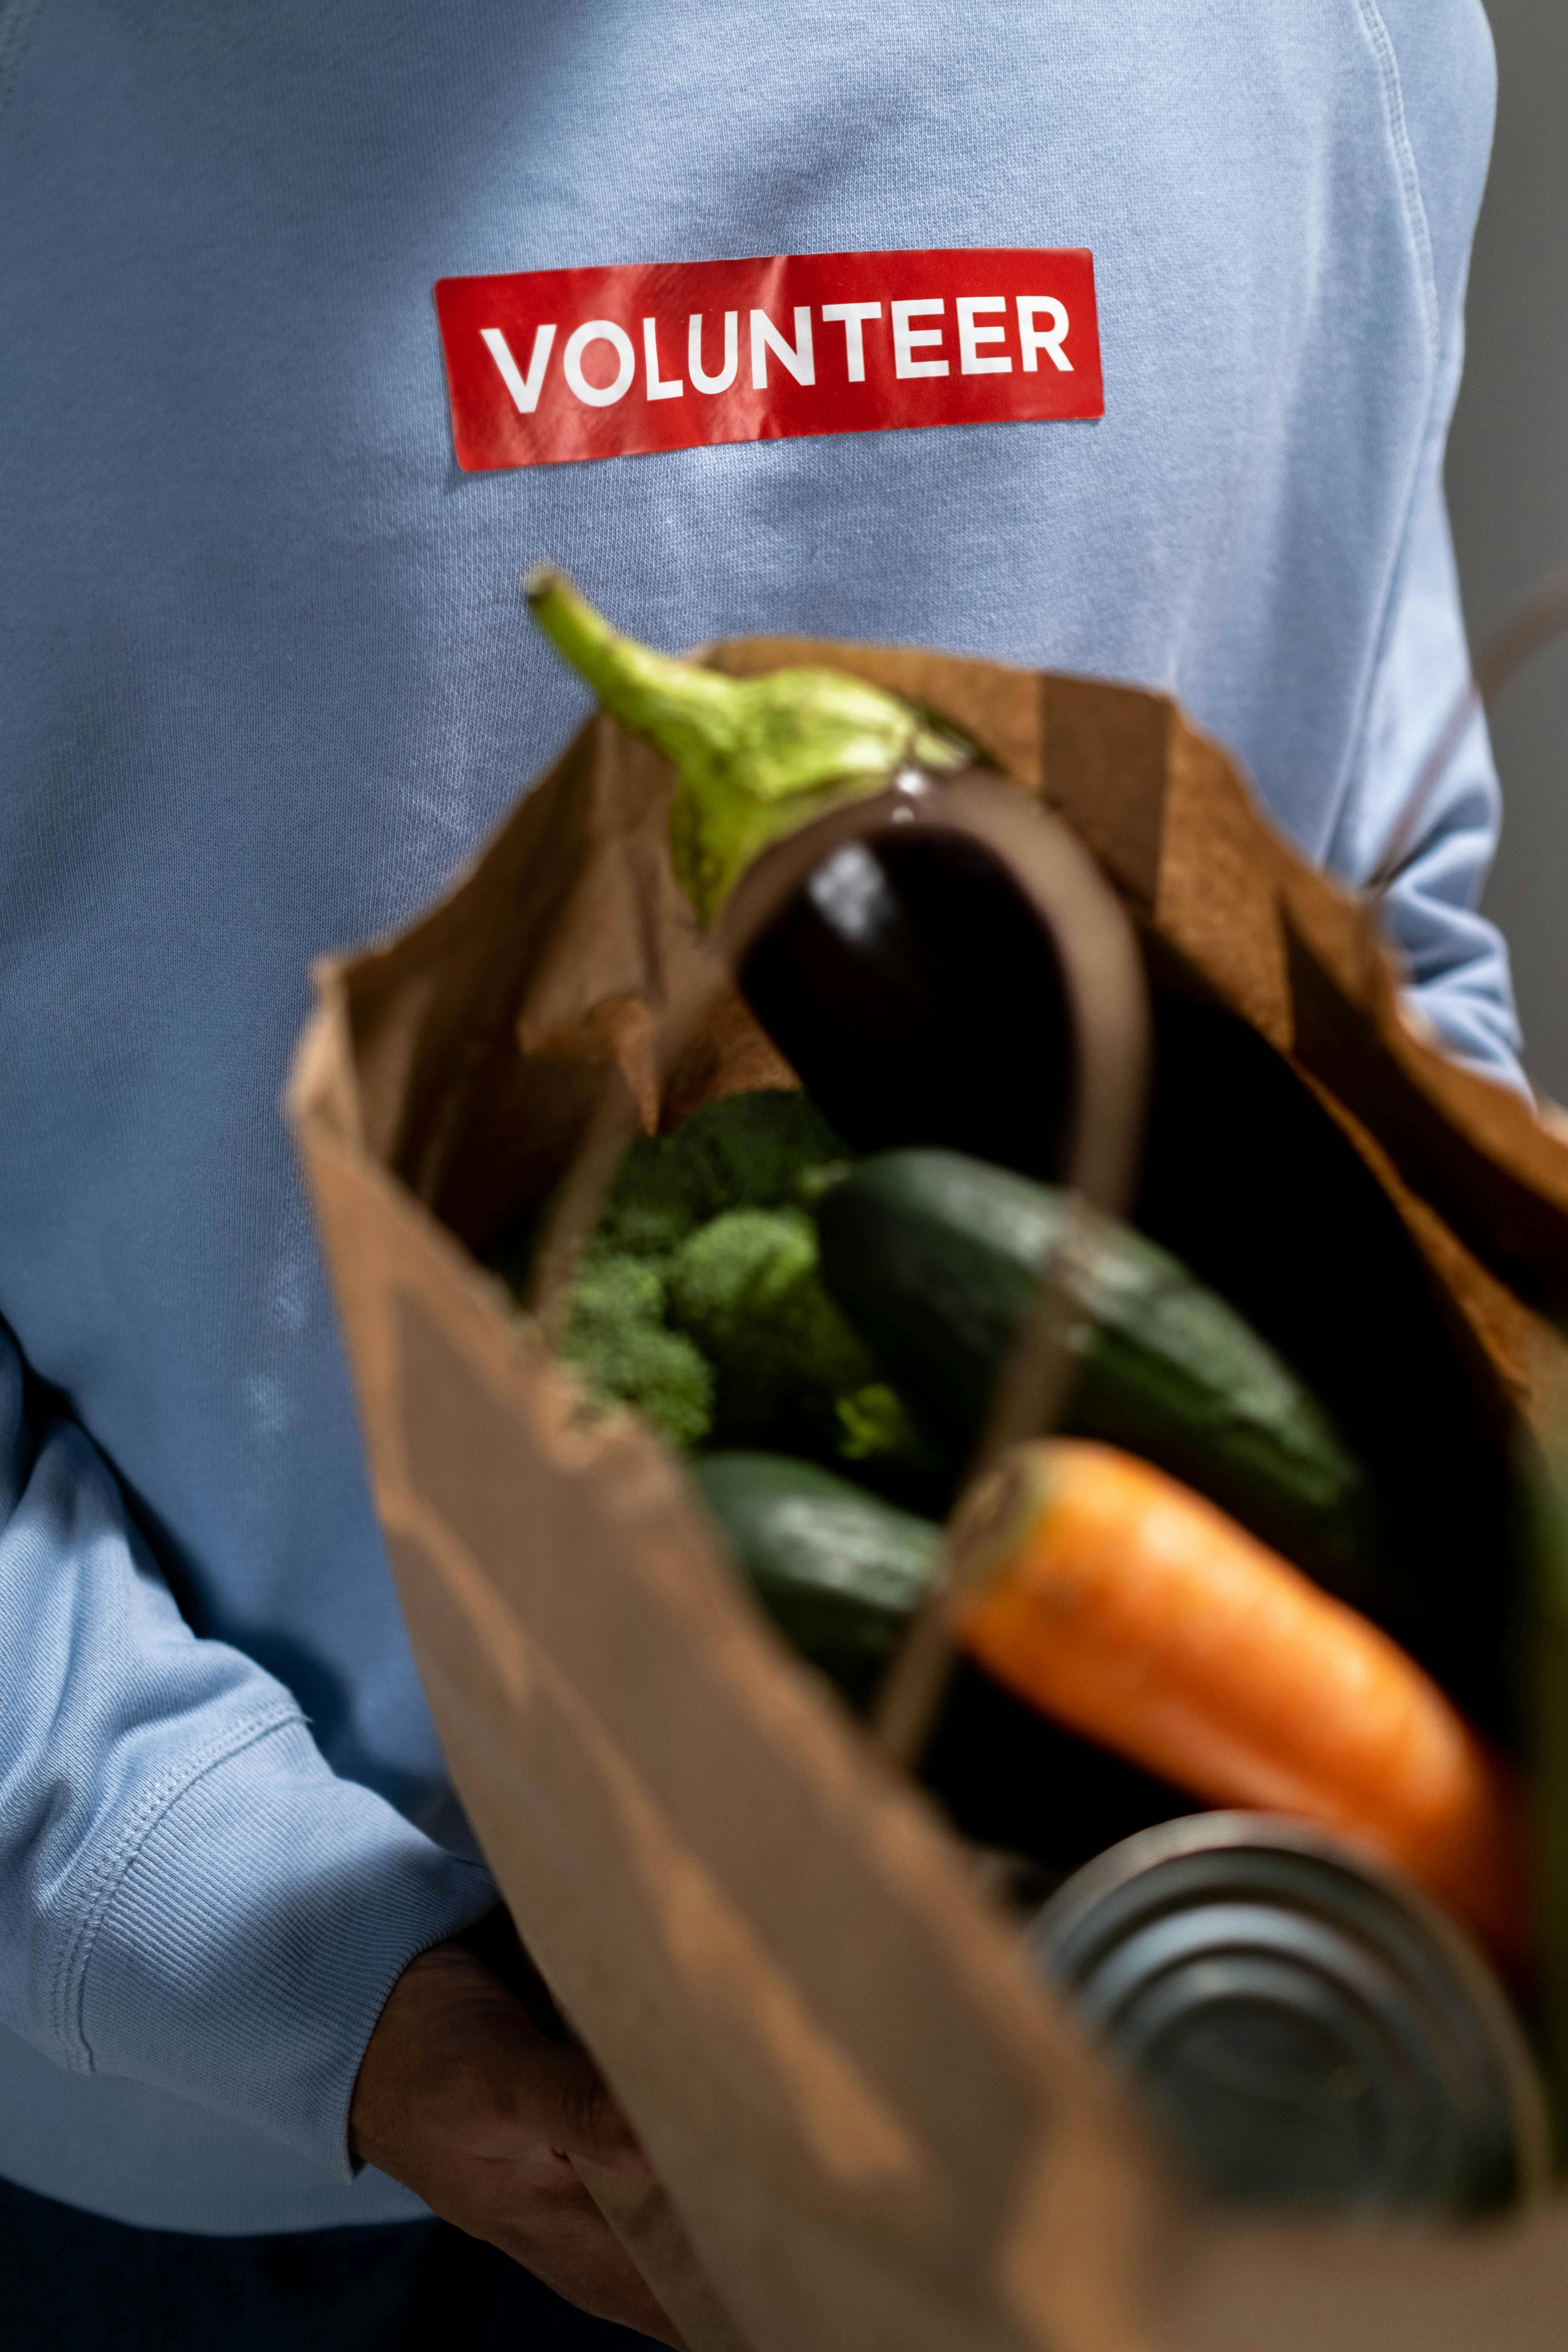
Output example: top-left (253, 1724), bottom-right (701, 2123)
top-left (739, 830), bottom-right (1073, 1176)
top-left (526, 568), bottom-right (969, 924)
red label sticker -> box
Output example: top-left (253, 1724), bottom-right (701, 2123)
top-left (435, 247), bottom-right (1103, 471)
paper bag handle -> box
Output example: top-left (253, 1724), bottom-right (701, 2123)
top-left (715, 769), bottom-right (1152, 1771)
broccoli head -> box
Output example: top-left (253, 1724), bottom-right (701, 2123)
top-left (664, 1207), bottom-right (881, 1451)
top-left (595, 1089), bottom-right (846, 1260)
top-left (495, 1091), bottom-right (936, 1475)
top-left (560, 1254), bottom-right (714, 1450)
top-left (487, 1089), bottom-right (848, 1293)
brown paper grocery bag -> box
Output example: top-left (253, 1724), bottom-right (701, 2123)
top-left (292, 643), bottom-right (1568, 2352)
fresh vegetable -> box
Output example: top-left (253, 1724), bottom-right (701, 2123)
top-left (694, 1452), bottom-right (941, 1704)
top-left (950, 1439), bottom-right (1529, 1965)
top-left (596, 1086), bottom-right (847, 1256)
top-left (666, 1206), bottom-right (928, 1470)
top-left (814, 1147), bottom-right (1375, 1596)
top-left (487, 1086), bottom-right (840, 1294)
top-left (526, 569), bottom-right (969, 928)
top-left (558, 1256), bottom-right (713, 1450)
top-left (738, 831), bottom-right (1077, 1176)
top-left (495, 1087), bottom-right (930, 1471)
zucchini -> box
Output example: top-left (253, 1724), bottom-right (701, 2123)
top-left (814, 1150), bottom-right (1375, 1597)
top-left (693, 1451), bottom-right (940, 1703)
top-left (696, 1448), bottom-right (1199, 1871)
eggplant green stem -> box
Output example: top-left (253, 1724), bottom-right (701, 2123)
top-left (525, 567), bottom-right (969, 927)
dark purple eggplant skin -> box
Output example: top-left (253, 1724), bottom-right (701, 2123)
top-left (739, 829), bottom-right (1075, 1182)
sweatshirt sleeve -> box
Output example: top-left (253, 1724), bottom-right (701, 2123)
top-left (0, 1321), bottom-right (493, 2180)
top-left (1325, 0), bottom-right (1523, 1088)
top-left (1329, 448), bottom-right (1524, 1086)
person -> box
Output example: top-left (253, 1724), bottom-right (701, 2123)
top-left (0, 1), bottom-right (1519, 2342)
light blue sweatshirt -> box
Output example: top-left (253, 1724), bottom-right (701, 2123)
top-left (0, 0), bottom-right (1515, 2237)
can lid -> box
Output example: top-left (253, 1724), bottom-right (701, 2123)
top-left (1025, 1814), bottom-right (1549, 2216)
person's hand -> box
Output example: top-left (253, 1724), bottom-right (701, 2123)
top-left (350, 1939), bottom-right (682, 2345)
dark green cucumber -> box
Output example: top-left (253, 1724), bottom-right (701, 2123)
top-left (693, 1451), bottom-right (939, 1703)
top-left (814, 1150), bottom-right (1375, 1596)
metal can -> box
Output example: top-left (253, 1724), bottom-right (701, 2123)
top-left (1025, 1813), bottom-right (1549, 2216)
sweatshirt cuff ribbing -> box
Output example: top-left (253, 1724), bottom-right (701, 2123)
top-left (64, 1715), bottom-right (494, 2181)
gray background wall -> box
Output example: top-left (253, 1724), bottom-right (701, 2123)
top-left (1448, 0), bottom-right (1568, 1099)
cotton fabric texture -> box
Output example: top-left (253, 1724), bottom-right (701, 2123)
top-left (0, 0), bottom-right (1514, 2235)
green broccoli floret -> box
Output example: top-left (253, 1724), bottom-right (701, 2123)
top-left (595, 1089), bottom-right (846, 1260)
top-left (835, 1382), bottom-right (930, 1466)
top-left (666, 1089), bottom-right (847, 1216)
top-left (664, 1208), bottom-right (887, 1456)
top-left (489, 1092), bottom-right (935, 1471)
top-left (573, 1255), bottom-right (666, 1327)
top-left (560, 1254), bottom-right (714, 1450)
top-left (485, 1090), bottom-right (848, 1294)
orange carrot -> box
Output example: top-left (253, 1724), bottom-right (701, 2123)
top-left (950, 1439), bottom-right (1529, 1967)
